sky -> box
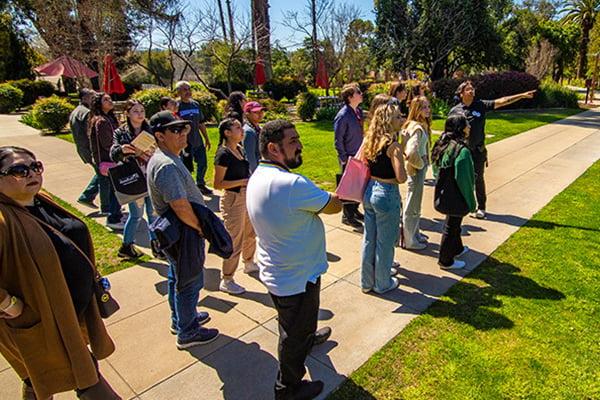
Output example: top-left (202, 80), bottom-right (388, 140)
top-left (188, 0), bottom-right (376, 49)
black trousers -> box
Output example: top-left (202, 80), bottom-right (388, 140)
top-left (472, 149), bottom-right (487, 211)
top-left (438, 215), bottom-right (464, 266)
top-left (270, 279), bottom-right (320, 393)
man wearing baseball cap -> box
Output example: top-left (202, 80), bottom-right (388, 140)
top-left (242, 101), bottom-right (264, 173)
top-left (146, 110), bottom-right (219, 349)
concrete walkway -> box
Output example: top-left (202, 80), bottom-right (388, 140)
top-left (1, 110), bottom-right (600, 399)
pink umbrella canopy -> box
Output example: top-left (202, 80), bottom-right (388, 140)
top-left (255, 58), bottom-right (267, 86)
top-left (315, 55), bottom-right (329, 89)
top-left (102, 54), bottom-right (125, 95)
top-left (35, 55), bottom-right (98, 79)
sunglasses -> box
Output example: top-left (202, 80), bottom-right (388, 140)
top-left (0, 161), bottom-right (44, 178)
top-left (167, 125), bottom-right (190, 135)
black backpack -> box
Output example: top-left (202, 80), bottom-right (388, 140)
top-left (434, 141), bottom-right (469, 216)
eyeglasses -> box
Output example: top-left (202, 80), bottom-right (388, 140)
top-left (0, 161), bottom-right (44, 178)
top-left (167, 125), bottom-right (190, 135)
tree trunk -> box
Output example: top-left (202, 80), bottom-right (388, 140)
top-left (216, 0), bottom-right (228, 41)
top-left (253, 0), bottom-right (272, 80)
top-left (225, 0), bottom-right (235, 45)
top-left (577, 18), bottom-right (592, 79)
top-left (311, 0), bottom-right (318, 81)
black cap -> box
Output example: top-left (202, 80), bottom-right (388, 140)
top-left (149, 111), bottom-right (190, 135)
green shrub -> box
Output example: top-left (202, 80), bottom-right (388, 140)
top-left (364, 82), bottom-right (390, 108)
top-left (215, 99), bottom-right (228, 121)
top-left (189, 81), bottom-right (209, 92)
top-left (296, 92), bottom-right (318, 121)
top-left (193, 90), bottom-right (218, 122)
top-left (6, 79), bottom-right (55, 106)
top-left (0, 83), bottom-right (23, 113)
top-left (315, 106), bottom-right (340, 121)
top-left (263, 111), bottom-right (289, 122)
top-left (537, 82), bottom-right (579, 108)
top-left (260, 98), bottom-right (288, 114)
top-left (264, 78), bottom-right (307, 101)
top-left (430, 97), bottom-right (451, 118)
top-left (31, 95), bottom-right (75, 133)
top-left (131, 87), bottom-right (173, 116)
top-left (20, 111), bottom-right (41, 129)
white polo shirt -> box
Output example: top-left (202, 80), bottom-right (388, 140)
top-left (246, 162), bottom-right (331, 296)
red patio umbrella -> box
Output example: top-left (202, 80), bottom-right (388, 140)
top-left (255, 58), bottom-right (267, 86)
top-left (102, 54), bottom-right (125, 95)
top-left (315, 55), bottom-right (329, 89)
top-left (35, 55), bottom-right (98, 79)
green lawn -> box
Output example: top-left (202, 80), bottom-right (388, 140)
top-left (50, 194), bottom-right (150, 275)
top-left (328, 160), bottom-right (600, 400)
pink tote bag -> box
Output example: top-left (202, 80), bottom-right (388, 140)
top-left (335, 155), bottom-right (371, 203)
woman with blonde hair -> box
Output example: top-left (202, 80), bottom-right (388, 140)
top-left (401, 95), bottom-right (431, 250)
top-left (360, 101), bottom-right (407, 294)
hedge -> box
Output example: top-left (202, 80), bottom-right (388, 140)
top-left (0, 83), bottom-right (23, 113)
top-left (5, 79), bottom-right (55, 106)
top-left (131, 88), bottom-right (173, 116)
top-left (296, 92), bottom-right (318, 121)
top-left (31, 95), bottom-right (75, 133)
top-left (263, 78), bottom-right (307, 101)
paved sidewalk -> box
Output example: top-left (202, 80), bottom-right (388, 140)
top-left (1, 110), bottom-right (599, 399)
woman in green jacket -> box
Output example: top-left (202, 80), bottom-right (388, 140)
top-left (431, 114), bottom-right (476, 270)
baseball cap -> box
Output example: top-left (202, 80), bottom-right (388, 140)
top-left (243, 101), bottom-right (265, 113)
top-left (149, 111), bottom-right (190, 134)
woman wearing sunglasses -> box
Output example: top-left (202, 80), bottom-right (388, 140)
top-left (0, 146), bottom-right (120, 400)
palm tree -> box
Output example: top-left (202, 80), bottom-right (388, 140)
top-left (563, 0), bottom-right (600, 78)
top-left (251, 0), bottom-right (272, 80)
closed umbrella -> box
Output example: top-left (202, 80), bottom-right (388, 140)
top-left (102, 55), bottom-right (125, 95)
top-left (255, 58), bottom-right (267, 86)
top-left (315, 56), bottom-right (329, 89)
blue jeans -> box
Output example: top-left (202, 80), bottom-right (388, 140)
top-left (96, 167), bottom-right (122, 223)
top-left (123, 197), bottom-right (157, 245)
top-left (181, 145), bottom-right (207, 186)
top-left (78, 168), bottom-right (99, 203)
top-left (361, 179), bottom-right (401, 293)
top-left (403, 167), bottom-right (426, 247)
top-left (167, 242), bottom-right (205, 340)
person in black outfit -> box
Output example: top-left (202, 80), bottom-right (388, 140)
top-left (225, 91), bottom-right (247, 125)
top-left (449, 81), bottom-right (535, 219)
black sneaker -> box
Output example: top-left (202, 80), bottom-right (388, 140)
top-left (341, 216), bottom-right (362, 229)
top-left (77, 198), bottom-right (98, 209)
top-left (150, 239), bottom-right (166, 260)
top-left (313, 327), bottom-right (331, 346)
top-left (198, 184), bottom-right (213, 196)
top-left (275, 380), bottom-right (324, 400)
top-left (170, 311), bottom-right (211, 335)
top-left (117, 243), bottom-right (142, 259)
top-left (176, 328), bottom-right (219, 349)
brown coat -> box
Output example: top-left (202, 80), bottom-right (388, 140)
top-left (0, 192), bottom-right (115, 399)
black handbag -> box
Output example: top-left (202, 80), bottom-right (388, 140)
top-left (434, 142), bottom-right (469, 216)
top-left (94, 276), bottom-right (120, 318)
top-left (108, 159), bottom-right (148, 205)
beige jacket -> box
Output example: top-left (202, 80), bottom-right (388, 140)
top-left (402, 121), bottom-right (430, 176)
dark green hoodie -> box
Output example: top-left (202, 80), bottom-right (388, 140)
top-left (433, 142), bottom-right (476, 213)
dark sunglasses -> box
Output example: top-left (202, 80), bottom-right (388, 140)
top-left (0, 161), bottom-right (44, 178)
top-left (167, 125), bottom-right (190, 134)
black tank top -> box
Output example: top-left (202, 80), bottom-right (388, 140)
top-left (369, 144), bottom-right (395, 179)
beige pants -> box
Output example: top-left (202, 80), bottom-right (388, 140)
top-left (220, 187), bottom-right (256, 279)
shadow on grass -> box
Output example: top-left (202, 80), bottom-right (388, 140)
top-left (486, 212), bottom-right (599, 232)
top-left (422, 257), bottom-right (565, 330)
top-left (327, 378), bottom-right (377, 400)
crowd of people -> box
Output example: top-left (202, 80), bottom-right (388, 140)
top-left (0, 79), bottom-right (535, 400)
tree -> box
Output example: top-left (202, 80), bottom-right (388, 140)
top-left (251, 0), bottom-right (272, 80)
top-left (373, 0), bottom-right (508, 80)
top-left (0, 12), bottom-right (37, 81)
top-left (562, 0), bottom-right (600, 78)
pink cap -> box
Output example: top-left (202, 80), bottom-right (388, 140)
top-left (243, 101), bottom-right (265, 113)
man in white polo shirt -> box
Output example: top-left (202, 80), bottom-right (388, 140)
top-left (247, 119), bottom-right (342, 400)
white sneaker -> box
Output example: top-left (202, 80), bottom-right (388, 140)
top-left (219, 279), bottom-right (246, 295)
top-left (404, 242), bottom-right (427, 251)
top-left (417, 233), bottom-right (429, 243)
top-left (440, 260), bottom-right (466, 270)
top-left (456, 246), bottom-right (470, 258)
top-left (243, 260), bottom-right (259, 273)
top-left (475, 209), bottom-right (486, 219)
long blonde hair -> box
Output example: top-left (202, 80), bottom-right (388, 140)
top-left (363, 101), bottom-right (399, 161)
top-left (402, 95), bottom-right (431, 134)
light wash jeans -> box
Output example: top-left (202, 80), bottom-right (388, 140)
top-left (123, 196), bottom-right (157, 245)
top-left (403, 166), bottom-right (426, 247)
top-left (167, 241), bottom-right (205, 341)
top-left (361, 179), bottom-right (401, 293)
